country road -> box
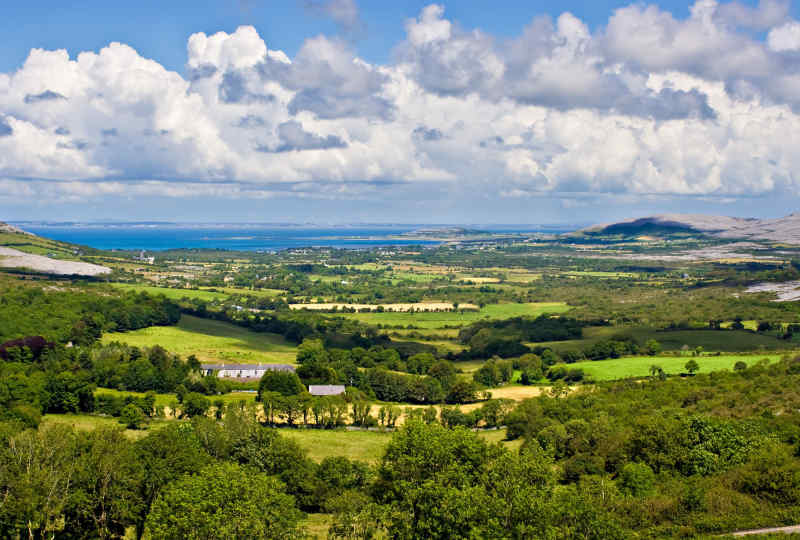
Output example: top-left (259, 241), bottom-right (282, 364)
top-left (729, 524), bottom-right (800, 536)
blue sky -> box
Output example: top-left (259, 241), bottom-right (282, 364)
top-left (1, 1), bottom-right (782, 74)
top-left (1, 0), bottom-right (800, 223)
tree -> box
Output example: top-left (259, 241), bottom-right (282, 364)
top-left (133, 423), bottom-right (209, 539)
top-left (618, 462), bottom-right (655, 497)
top-left (427, 360), bottom-right (457, 390)
top-left (66, 427), bottom-right (144, 538)
top-left (734, 360), bottom-right (748, 372)
top-left (120, 403), bottom-right (146, 429)
top-left (145, 462), bottom-right (304, 540)
top-left (644, 339), bottom-right (662, 356)
top-left (0, 424), bottom-right (79, 539)
top-left (649, 365), bottom-right (665, 380)
top-left (685, 359), bottom-right (699, 375)
top-left (296, 338), bottom-right (329, 364)
top-left (182, 392), bottom-right (210, 418)
top-left (257, 370), bottom-right (305, 400)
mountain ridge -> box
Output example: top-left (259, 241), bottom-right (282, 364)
top-left (581, 213), bottom-right (800, 244)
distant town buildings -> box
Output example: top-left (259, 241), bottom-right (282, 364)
top-left (134, 250), bottom-right (155, 264)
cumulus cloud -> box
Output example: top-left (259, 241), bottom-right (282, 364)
top-left (305, 0), bottom-right (363, 33)
top-left (768, 20), bottom-right (800, 51)
top-left (0, 117), bottom-right (12, 137)
top-left (259, 120), bottom-right (347, 152)
top-left (2, 2), bottom-right (800, 208)
top-left (24, 90), bottom-right (67, 104)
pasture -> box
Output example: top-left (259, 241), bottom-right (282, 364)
top-left (290, 301), bottom-right (478, 312)
top-left (339, 302), bottom-right (570, 329)
top-left (110, 283), bottom-right (229, 302)
top-left (282, 427), bottom-right (521, 464)
top-left (534, 326), bottom-right (795, 353)
top-left (101, 314), bottom-right (297, 364)
top-left (40, 414), bottom-right (170, 440)
top-left (559, 353), bottom-right (783, 381)
top-left (200, 286), bottom-right (284, 297)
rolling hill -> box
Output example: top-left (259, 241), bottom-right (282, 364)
top-left (581, 213), bottom-right (800, 244)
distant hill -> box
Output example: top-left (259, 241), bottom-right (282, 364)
top-left (580, 213), bottom-right (800, 244)
top-left (0, 221), bottom-right (34, 235)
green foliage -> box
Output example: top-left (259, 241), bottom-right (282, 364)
top-left (181, 392), bottom-right (211, 418)
top-left (0, 282), bottom-right (180, 344)
top-left (619, 462), bottom-right (656, 497)
top-left (145, 462), bottom-right (304, 540)
top-left (257, 370), bottom-right (306, 399)
top-left (119, 403), bottom-right (146, 429)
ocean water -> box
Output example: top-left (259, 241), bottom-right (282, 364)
top-left (14, 224), bottom-right (558, 252)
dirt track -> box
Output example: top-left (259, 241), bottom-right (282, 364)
top-left (730, 524), bottom-right (800, 536)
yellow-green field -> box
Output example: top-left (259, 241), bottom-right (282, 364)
top-left (199, 286), bottom-right (285, 297)
top-left (558, 353), bottom-right (784, 381)
top-left (283, 427), bottom-right (521, 463)
top-left (339, 302), bottom-right (570, 329)
top-left (40, 414), bottom-right (169, 440)
top-left (110, 283), bottom-right (229, 302)
top-left (102, 314), bottom-right (297, 364)
top-left (94, 388), bottom-right (257, 407)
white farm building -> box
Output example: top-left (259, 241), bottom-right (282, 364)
top-left (201, 363), bottom-right (295, 379)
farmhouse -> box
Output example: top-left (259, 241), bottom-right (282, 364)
top-left (309, 385), bottom-right (346, 396)
top-left (201, 363), bottom-right (295, 379)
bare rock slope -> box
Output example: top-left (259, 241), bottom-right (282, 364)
top-left (0, 222), bottom-right (110, 276)
top-left (583, 213), bottom-right (800, 244)
top-left (0, 221), bottom-right (34, 235)
top-left (0, 246), bottom-right (111, 276)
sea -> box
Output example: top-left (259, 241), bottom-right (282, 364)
top-left (13, 223), bottom-right (571, 252)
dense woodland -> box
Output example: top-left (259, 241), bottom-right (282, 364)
top-left (5, 359), bottom-right (800, 538)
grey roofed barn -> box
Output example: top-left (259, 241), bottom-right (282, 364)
top-left (308, 384), bottom-right (346, 396)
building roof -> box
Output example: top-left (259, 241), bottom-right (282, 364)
top-left (309, 385), bottom-right (346, 396)
top-left (201, 363), bottom-right (295, 372)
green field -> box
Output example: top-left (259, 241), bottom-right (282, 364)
top-left (200, 286), bottom-right (284, 298)
top-left (40, 414), bottom-right (170, 440)
top-left (102, 314), bottom-right (298, 364)
top-left (94, 388), bottom-right (257, 407)
top-left (559, 353), bottom-right (784, 381)
top-left (535, 326), bottom-right (795, 353)
top-left (110, 283), bottom-right (230, 302)
top-left (0, 231), bottom-right (84, 258)
top-left (283, 427), bottom-right (521, 464)
top-left (340, 302), bottom-right (570, 329)
top-left (282, 429), bottom-right (393, 463)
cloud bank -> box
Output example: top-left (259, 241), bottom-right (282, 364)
top-left (2, 0), bottom-right (800, 208)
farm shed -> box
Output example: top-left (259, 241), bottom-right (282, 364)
top-left (309, 385), bottom-right (346, 396)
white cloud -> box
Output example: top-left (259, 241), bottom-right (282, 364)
top-left (1, 2), bottom-right (800, 209)
top-left (768, 20), bottom-right (800, 51)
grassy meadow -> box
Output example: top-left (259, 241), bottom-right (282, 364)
top-left (339, 302), bottom-right (570, 329)
top-left (110, 283), bottom-right (230, 302)
top-left (557, 353), bottom-right (783, 381)
top-left (102, 314), bottom-right (297, 364)
top-left (283, 427), bottom-right (522, 464)
top-left (534, 325), bottom-right (795, 353)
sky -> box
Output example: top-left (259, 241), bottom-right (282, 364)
top-left (2, 0), bottom-right (800, 224)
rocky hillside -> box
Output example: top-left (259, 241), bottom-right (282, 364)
top-left (582, 213), bottom-right (800, 244)
top-left (0, 221), bottom-right (111, 276)
top-left (0, 221), bottom-right (33, 235)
